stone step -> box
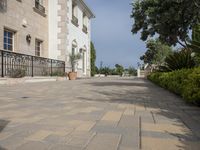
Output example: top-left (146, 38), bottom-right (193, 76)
top-left (0, 76), bottom-right (67, 85)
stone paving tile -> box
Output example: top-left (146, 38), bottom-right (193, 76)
top-left (123, 108), bottom-right (135, 116)
top-left (0, 77), bottom-right (200, 150)
top-left (27, 130), bottom-right (53, 141)
top-left (15, 141), bottom-right (48, 150)
top-left (85, 133), bottom-right (121, 150)
top-left (44, 134), bottom-right (66, 145)
top-left (75, 121), bottom-right (96, 132)
top-left (49, 144), bottom-right (81, 150)
top-left (118, 115), bottom-right (139, 129)
top-left (119, 134), bottom-right (139, 150)
top-left (101, 111), bottom-right (123, 122)
top-left (65, 131), bottom-right (96, 148)
top-left (142, 137), bottom-right (182, 150)
top-left (142, 123), bottom-right (191, 134)
top-left (142, 130), bottom-right (179, 139)
top-left (96, 120), bottom-right (118, 128)
top-left (0, 134), bottom-right (27, 150)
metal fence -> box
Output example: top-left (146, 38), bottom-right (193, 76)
top-left (0, 50), bottom-right (65, 77)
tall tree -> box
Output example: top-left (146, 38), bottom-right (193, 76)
top-left (131, 0), bottom-right (200, 47)
top-left (90, 42), bottom-right (96, 76)
top-left (140, 39), bottom-right (172, 66)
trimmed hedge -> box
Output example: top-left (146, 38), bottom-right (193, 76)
top-left (148, 67), bottom-right (200, 105)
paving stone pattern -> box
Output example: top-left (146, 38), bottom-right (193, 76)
top-left (0, 77), bottom-right (200, 150)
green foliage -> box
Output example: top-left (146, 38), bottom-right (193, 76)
top-left (189, 25), bottom-right (200, 53)
top-left (51, 71), bottom-right (65, 77)
top-left (99, 67), bottom-right (111, 76)
top-left (194, 53), bottom-right (200, 66)
top-left (127, 67), bottom-right (137, 76)
top-left (161, 49), bottom-right (196, 71)
top-left (8, 68), bottom-right (26, 78)
top-left (131, 0), bottom-right (200, 46)
top-left (90, 42), bottom-right (97, 76)
top-left (148, 67), bottom-right (200, 105)
top-left (69, 53), bottom-right (81, 72)
top-left (115, 64), bottom-right (124, 76)
top-left (95, 66), bottom-right (99, 74)
top-left (140, 39), bottom-right (172, 65)
top-left (98, 64), bottom-right (125, 76)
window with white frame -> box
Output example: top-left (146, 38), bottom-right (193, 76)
top-left (4, 29), bottom-right (15, 51)
top-left (35, 39), bottom-right (42, 57)
top-left (72, 2), bottom-right (78, 26)
top-left (82, 13), bottom-right (88, 33)
top-left (72, 40), bottom-right (77, 54)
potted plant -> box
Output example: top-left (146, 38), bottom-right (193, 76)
top-left (68, 53), bottom-right (81, 80)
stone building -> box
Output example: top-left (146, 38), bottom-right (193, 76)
top-left (0, 0), bottom-right (49, 57)
top-left (0, 0), bottom-right (94, 77)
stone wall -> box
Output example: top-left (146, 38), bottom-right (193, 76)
top-left (0, 0), bottom-right (48, 57)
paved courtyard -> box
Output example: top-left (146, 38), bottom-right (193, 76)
top-left (0, 77), bottom-right (200, 150)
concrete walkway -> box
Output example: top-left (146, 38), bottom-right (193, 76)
top-left (0, 77), bottom-right (200, 150)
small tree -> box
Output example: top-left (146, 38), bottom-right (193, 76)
top-left (90, 42), bottom-right (97, 76)
top-left (69, 53), bottom-right (81, 72)
top-left (127, 67), bottom-right (137, 76)
top-left (140, 39), bottom-right (172, 66)
top-left (115, 64), bottom-right (124, 76)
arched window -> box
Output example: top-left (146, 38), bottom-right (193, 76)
top-left (82, 13), bottom-right (88, 33)
top-left (72, 3), bottom-right (78, 17)
top-left (72, 2), bottom-right (78, 26)
top-left (72, 40), bottom-right (78, 55)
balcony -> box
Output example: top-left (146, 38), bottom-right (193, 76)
top-left (82, 25), bottom-right (88, 34)
top-left (33, 0), bottom-right (46, 17)
top-left (71, 15), bottom-right (79, 27)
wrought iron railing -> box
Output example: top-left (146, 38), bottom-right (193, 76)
top-left (72, 15), bottom-right (79, 27)
top-left (35, 0), bottom-right (45, 14)
top-left (82, 25), bottom-right (88, 34)
top-left (0, 50), bottom-right (65, 77)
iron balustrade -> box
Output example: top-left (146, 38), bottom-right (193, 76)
top-left (82, 25), bottom-right (88, 34)
top-left (0, 50), bottom-right (65, 77)
top-left (72, 15), bottom-right (79, 27)
top-left (35, 0), bottom-right (45, 14)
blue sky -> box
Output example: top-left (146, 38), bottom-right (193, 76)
top-left (85, 0), bottom-right (146, 68)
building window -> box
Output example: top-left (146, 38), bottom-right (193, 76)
top-left (82, 13), bottom-right (88, 34)
top-left (71, 3), bottom-right (79, 27)
top-left (35, 39), bottom-right (42, 57)
top-left (4, 29), bottom-right (14, 51)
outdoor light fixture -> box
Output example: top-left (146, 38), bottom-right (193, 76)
top-left (22, 19), bottom-right (28, 28)
top-left (26, 34), bottom-right (31, 44)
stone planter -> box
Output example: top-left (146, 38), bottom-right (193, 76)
top-left (68, 72), bottom-right (77, 80)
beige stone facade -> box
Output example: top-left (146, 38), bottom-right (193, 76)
top-left (0, 0), bottom-right (48, 57)
top-left (0, 0), bottom-right (94, 77)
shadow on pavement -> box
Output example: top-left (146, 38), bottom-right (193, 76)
top-left (83, 78), bottom-right (200, 150)
top-left (0, 119), bottom-right (9, 150)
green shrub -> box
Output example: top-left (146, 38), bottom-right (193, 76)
top-left (51, 71), bottom-right (65, 77)
top-left (161, 49), bottom-right (196, 72)
top-left (8, 68), bottom-right (26, 78)
top-left (148, 67), bottom-right (200, 105)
